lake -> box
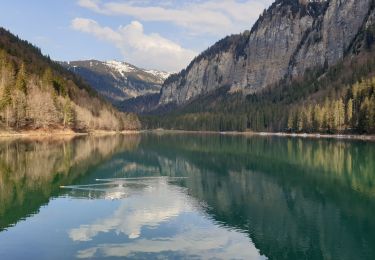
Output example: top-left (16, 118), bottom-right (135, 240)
top-left (0, 133), bottom-right (374, 259)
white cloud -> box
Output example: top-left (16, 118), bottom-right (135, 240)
top-left (77, 0), bottom-right (102, 12)
top-left (71, 18), bottom-right (197, 71)
top-left (77, 0), bottom-right (273, 36)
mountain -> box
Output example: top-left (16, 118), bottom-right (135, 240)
top-left (0, 28), bottom-right (140, 132)
top-left (61, 60), bottom-right (171, 104)
top-left (159, 0), bottom-right (371, 106)
top-left (142, 0), bottom-right (375, 134)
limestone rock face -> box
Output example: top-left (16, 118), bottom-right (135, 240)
top-left (159, 0), bottom-right (374, 106)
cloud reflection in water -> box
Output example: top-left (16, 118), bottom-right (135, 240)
top-left (67, 177), bottom-right (265, 259)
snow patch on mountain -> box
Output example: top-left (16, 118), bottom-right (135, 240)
top-left (61, 59), bottom-right (171, 104)
top-left (104, 60), bottom-right (171, 80)
top-left (105, 60), bottom-right (136, 77)
top-left (144, 70), bottom-right (172, 81)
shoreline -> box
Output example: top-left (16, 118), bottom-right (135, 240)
top-left (249, 132), bottom-right (375, 141)
top-left (143, 129), bottom-right (375, 141)
top-left (0, 129), bottom-right (374, 141)
top-left (0, 129), bottom-right (140, 139)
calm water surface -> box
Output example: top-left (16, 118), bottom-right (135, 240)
top-left (0, 134), bottom-right (374, 259)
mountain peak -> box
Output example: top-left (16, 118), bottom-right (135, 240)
top-left (104, 60), bottom-right (171, 80)
top-left (105, 60), bottom-right (137, 76)
top-left (61, 59), bottom-right (171, 104)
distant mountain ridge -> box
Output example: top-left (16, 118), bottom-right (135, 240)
top-left (61, 60), bottom-right (171, 104)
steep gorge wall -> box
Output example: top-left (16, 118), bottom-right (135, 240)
top-left (159, 0), bottom-right (374, 106)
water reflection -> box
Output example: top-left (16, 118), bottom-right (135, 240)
top-left (68, 178), bottom-right (193, 241)
top-left (0, 135), bottom-right (140, 231)
top-left (61, 182), bottom-right (148, 200)
top-left (0, 134), bottom-right (374, 259)
top-left (76, 226), bottom-right (265, 259)
top-left (66, 177), bottom-right (265, 259)
top-left (123, 134), bottom-right (375, 260)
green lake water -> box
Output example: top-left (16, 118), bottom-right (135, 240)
top-left (0, 133), bottom-right (374, 259)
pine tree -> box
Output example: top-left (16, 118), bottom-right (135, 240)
top-left (322, 99), bottom-right (330, 132)
top-left (42, 68), bottom-right (53, 89)
top-left (63, 99), bottom-right (75, 128)
top-left (369, 95), bottom-right (375, 131)
top-left (346, 98), bottom-right (353, 130)
top-left (305, 105), bottom-right (313, 132)
top-left (313, 104), bottom-right (322, 132)
top-left (1, 82), bottom-right (12, 108)
top-left (297, 109), bottom-right (304, 132)
top-left (336, 99), bottom-right (345, 131)
top-left (13, 90), bottom-right (27, 129)
top-left (15, 62), bottom-right (27, 94)
top-left (359, 97), bottom-right (371, 133)
top-left (287, 110), bottom-right (294, 131)
top-left (1, 63), bottom-right (14, 108)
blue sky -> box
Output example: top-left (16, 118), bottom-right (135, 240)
top-left (0, 0), bottom-right (273, 72)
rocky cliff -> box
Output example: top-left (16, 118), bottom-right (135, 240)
top-left (159, 0), bottom-right (375, 106)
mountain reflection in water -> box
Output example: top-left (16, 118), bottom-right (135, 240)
top-left (0, 134), bottom-right (374, 259)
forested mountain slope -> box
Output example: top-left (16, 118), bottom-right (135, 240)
top-left (143, 49), bottom-right (375, 134)
top-left (0, 28), bottom-right (140, 131)
top-left (142, 0), bottom-right (375, 134)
